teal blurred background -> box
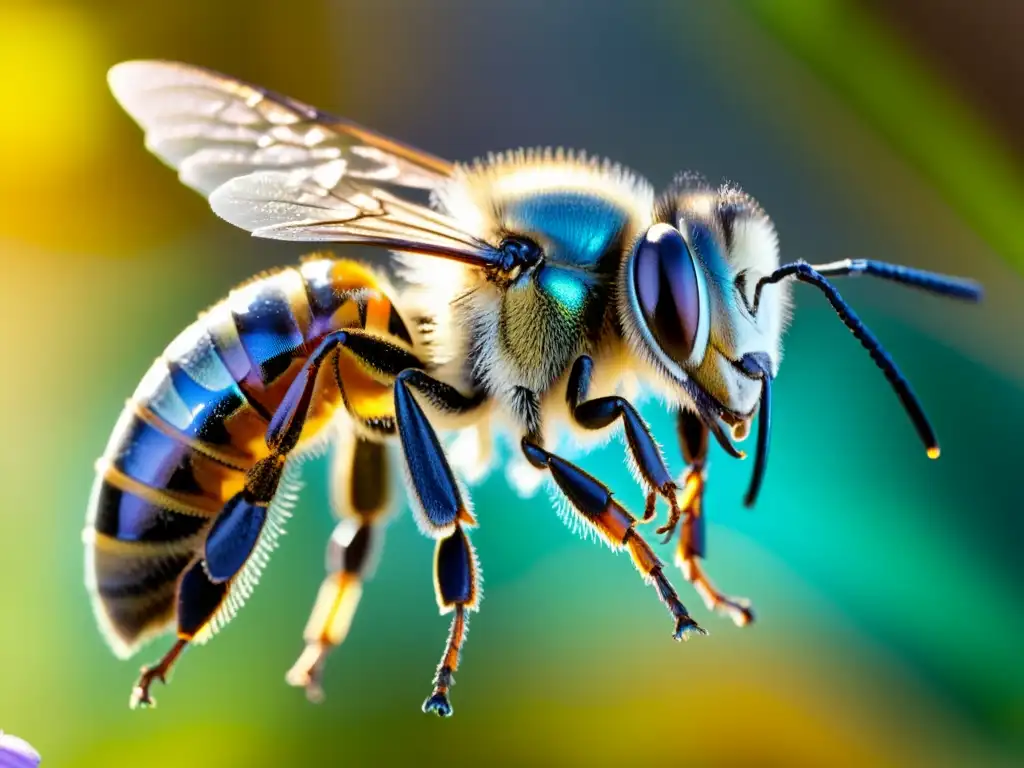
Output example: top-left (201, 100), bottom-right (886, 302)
top-left (0, 0), bottom-right (1022, 765)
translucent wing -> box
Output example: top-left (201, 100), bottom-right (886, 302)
top-left (108, 60), bottom-right (452, 195)
top-left (205, 165), bottom-right (499, 263)
top-left (109, 61), bottom-right (500, 265)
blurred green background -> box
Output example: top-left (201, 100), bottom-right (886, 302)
top-left (0, 0), bottom-right (1021, 765)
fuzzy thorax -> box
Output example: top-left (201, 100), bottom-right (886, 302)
top-left (399, 148), bottom-right (655, 417)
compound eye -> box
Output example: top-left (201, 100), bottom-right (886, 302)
top-left (632, 223), bottom-right (706, 365)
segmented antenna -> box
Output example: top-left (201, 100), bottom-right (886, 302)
top-left (807, 259), bottom-right (982, 301)
top-left (751, 260), bottom-right (982, 462)
top-left (750, 258), bottom-right (982, 314)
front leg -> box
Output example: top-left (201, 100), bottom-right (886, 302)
top-left (521, 437), bottom-right (705, 641)
top-left (567, 355), bottom-right (679, 523)
top-left (672, 409), bottom-right (754, 628)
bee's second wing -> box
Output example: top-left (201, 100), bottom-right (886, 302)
top-left (207, 166), bottom-right (497, 263)
top-left (108, 60), bottom-right (451, 196)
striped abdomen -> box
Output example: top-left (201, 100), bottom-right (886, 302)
top-left (85, 257), bottom-right (413, 657)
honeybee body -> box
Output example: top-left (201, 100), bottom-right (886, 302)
top-left (85, 258), bottom-right (415, 657)
top-left (85, 160), bottom-right (659, 660)
top-left (96, 60), bottom-right (982, 715)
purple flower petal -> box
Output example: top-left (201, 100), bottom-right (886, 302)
top-left (0, 732), bottom-right (41, 768)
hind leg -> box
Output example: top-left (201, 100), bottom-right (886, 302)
top-left (131, 331), bottom-right (421, 708)
top-left (252, 332), bottom-right (486, 716)
top-left (130, 451), bottom-right (285, 709)
top-left (286, 436), bottom-right (392, 702)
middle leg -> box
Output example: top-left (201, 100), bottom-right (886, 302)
top-left (279, 331), bottom-right (487, 716)
top-left (393, 368), bottom-right (486, 717)
top-left (286, 435), bottom-right (393, 702)
top-left (566, 354), bottom-right (753, 627)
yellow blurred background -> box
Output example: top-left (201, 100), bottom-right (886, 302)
top-left (0, 1), bottom-right (1021, 765)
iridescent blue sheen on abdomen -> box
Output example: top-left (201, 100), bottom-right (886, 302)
top-left (84, 259), bottom-right (375, 656)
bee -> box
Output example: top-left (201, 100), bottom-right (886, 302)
top-left (88, 60), bottom-right (983, 716)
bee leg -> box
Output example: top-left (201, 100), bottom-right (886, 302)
top-left (203, 329), bottom-right (421, 588)
top-left (266, 331), bottom-right (421, 456)
top-left (131, 447), bottom-right (288, 708)
top-left (286, 437), bottom-right (391, 703)
top-left (392, 369), bottom-right (485, 717)
top-left (672, 409), bottom-right (754, 627)
top-left (567, 355), bottom-right (678, 524)
top-left (422, 525), bottom-right (478, 717)
top-left (133, 332), bottom-right (421, 708)
top-left (131, 639), bottom-right (187, 708)
top-left (278, 334), bottom-right (485, 714)
top-left (270, 332), bottom-right (426, 700)
top-left (130, 557), bottom-right (229, 708)
top-left (657, 405), bottom-right (709, 542)
top-left (521, 437), bottom-right (706, 641)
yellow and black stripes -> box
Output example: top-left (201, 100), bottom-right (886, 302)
top-left (87, 254), bottom-right (505, 714)
top-left (84, 257), bottom-right (416, 660)
top-left (86, 407), bottom-right (245, 656)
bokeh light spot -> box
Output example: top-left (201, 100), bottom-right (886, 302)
top-left (0, 4), bottom-right (107, 181)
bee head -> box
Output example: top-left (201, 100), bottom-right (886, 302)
top-left (621, 174), bottom-right (790, 449)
